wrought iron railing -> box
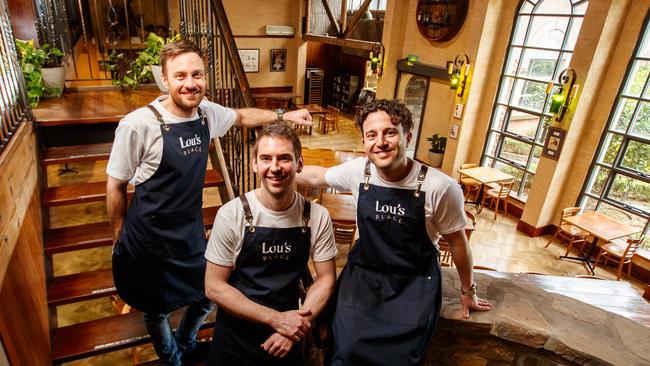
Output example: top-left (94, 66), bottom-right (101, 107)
top-left (179, 0), bottom-right (256, 196)
top-left (0, 0), bottom-right (31, 155)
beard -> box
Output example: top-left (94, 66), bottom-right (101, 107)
top-left (169, 87), bottom-right (204, 112)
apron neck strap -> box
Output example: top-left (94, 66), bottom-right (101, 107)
top-left (414, 163), bottom-right (427, 197)
top-left (146, 104), bottom-right (170, 132)
top-left (302, 199), bottom-right (311, 233)
top-left (363, 160), bottom-right (371, 191)
top-left (197, 107), bottom-right (206, 125)
top-left (239, 194), bottom-right (256, 233)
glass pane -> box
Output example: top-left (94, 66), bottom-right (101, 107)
top-left (536, 0), bottom-right (572, 14)
top-left (505, 47), bottom-right (523, 76)
top-left (621, 140), bottom-right (650, 175)
top-left (485, 132), bottom-right (500, 157)
top-left (512, 15), bottom-right (531, 46)
top-left (492, 105), bottom-right (508, 131)
top-left (506, 109), bottom-right (541, 139)
top-left (498, 77), bottom-right (515, 104)
top-left (513, 78), bottom-right (548, 112)
top-left (521, 172), bottom-right (534, 200)
top-left (520, 2), bottom-right (534, 13)
top-left (573, 2), bottom-right (589, 16)
top-left (556, 52), bottom-right (573, 73)
top-left (518, 48), bottom-right (558, 80)
top-left (528, 16), bottom-right (569, 49)
top-left (587, 165), bottom-right (610, 196)
top-left (495, 162), bottom-right (524, 198)
top-left (530, 146), bottom-right (542, 172)
top-left (607, 174), bottom-right (650, 214)
top-left (564, 17), bottom-right (583, 51)
top-left (499, 137), bottom-right (532, 166)
top-left (581, 196), bottom-right (598, 212)
top-left (597, 202), bottom-right (647, 228)
top-left (597, 133), bottom-right (622, 165)
top-left (484, 156), bottom-right (495, 168)
top-left (630, 102), bottom-right (650, 139)
top-left (639, 26), bottom-right (650, 58)
top-left (625, 60), bottom-right (650, 97)
top-left (611, 98), bottom-right (637, 133)
top-left (536, 122), bottom-right (549, 144)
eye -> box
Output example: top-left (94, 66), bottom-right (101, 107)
top-left (365, 132), bottom-right (376, 139)
top-left (386, 130), bottom-right (398, 137)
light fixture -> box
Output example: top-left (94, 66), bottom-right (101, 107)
top-left (369, 44), bottom-right (385, 77)
top-left (546, 68), bottom-right (578, 124)
top-left (447, 54), bottom-right (470, 97)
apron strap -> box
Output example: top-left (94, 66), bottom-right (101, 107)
top-left (197, 107), bottom-right (206, 125)
top-left (363, 160), bottom-right (371, 191)
top-left (239, 194), bottom-right (256, 233)
top-left (414, 163), bottom-right (428, 197)
top-left (146, 104), bottom-right (170, 132)
top-left (302, 199), bottom-right (311, 233)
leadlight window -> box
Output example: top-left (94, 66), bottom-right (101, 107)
top-left (481, 0), bottom-right (588, 201)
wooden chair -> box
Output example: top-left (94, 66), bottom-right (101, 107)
top-left (438, 210), bottom-right (477, 267)
top-left (465, 210), bottom-right (476, 240)
top-left (473, 265), bottom-right (497, 271)
top-left (480, 178), bottom-right (515, 220)
top-left (594, 236), bottom-right (644, 280)
top-left (544, 207), bottom-right (589, 256)
top-left (333, 221), bottom-right (356, 250)
top-left (459, 163), bottom-right (481, 201)
top-left (320, 105), bottom-right (340, 134)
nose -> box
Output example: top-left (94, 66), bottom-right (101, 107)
top-left (183, 76), bottom-right (197, 89)
top-left (377, 133), bottom-right (388, 146)
top-left (270, 157), bottom-right (281, 171)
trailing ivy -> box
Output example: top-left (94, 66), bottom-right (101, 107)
top-left (15, 39), bottom-right (64, 107)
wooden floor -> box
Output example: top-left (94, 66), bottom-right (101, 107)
top-left (44, 105), bottom-right (648, 365)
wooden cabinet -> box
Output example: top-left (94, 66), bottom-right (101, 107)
top-left (331, 72), bottom-right (360, 113)
top-left (416, 0), bottom-right (468, 42)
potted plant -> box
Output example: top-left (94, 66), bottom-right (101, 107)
top-left (110, 31), bottom-right (181, 91)
top-left (15, 39), bottom-right (65, 107)
top-left (426, 133), bottom-right (447, 168)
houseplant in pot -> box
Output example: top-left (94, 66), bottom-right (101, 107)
top-left (426, 133), bottom-right (447, 168)
top-left (15, 39), bottom-right (65, 106)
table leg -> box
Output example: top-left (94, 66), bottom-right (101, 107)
top-left (559, 237), bottom-right (598, 275)
top-left (464, 183), bottom-right (484, 214)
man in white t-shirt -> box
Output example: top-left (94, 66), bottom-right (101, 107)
top-left (204, 122), bottom-right (337, 365)
top-left (296, 99), bottom-right (491, 365)
top-left (106, 40), bottom-right (312, 366)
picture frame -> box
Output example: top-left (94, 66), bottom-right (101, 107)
top-left (542, 126), bottom-right (567, 160)
top-left (238, 49), bottom-right (259, 73)
top-left (270, 49), bottom-right (287, 72)
top-left (449, 123), bottom-right (460, 139)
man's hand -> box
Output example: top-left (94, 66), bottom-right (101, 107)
top-left (269, 309), bottom-right (312, 341)
top-left (460, 294), bottom-right (492, 319)
top-left (261, 332), bottom-right (295, 358)
top-left (284, 109), bottom-right (312, 126)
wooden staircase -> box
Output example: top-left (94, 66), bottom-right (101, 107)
top-left (35, 89), bottom-right (233, 364)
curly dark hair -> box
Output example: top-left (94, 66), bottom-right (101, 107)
top-left (354, 99), bottom-right (413, 132)
top-left (253, 121), bottom-right (302, 160)
top-left (160, 39), bottom-right (205, 74)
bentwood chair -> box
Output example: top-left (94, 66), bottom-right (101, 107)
top-left (438, 210), bottom-right (477, 267)
top-left (544, 207), bottom-right (589, 256)
top-left (594, 235), bottom-right (645, 280)
top-left (459, 163), bottom-right (481, 201)
top-left (480, 178), bottom-right (515, 220)
top-left (320, 105), bottom-right (340, 134)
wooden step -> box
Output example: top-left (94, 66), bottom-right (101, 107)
top-left (42, 143), bottom-right (113, 165)
top-left (48, 268), bottom-right (115, 306)
top-left (52, 309), bottom-right (216, 364)
top-left (45, 205), bottom-right (220, 255)
top-left (44, 170), bottom-right (224, 207)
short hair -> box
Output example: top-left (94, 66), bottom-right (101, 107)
top-left (253, 121), bottom-right (302, 160)
top-left (160, 39), bottom-right (205, 74)
top-left (355, 99), bottom-right (414, 133)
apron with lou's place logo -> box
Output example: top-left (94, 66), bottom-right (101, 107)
top-left (112, 104), bottom-right (210, 314)
top-left (331, 160), bottom-right (442, 366)
top-left (208, 194), bottom-right (311, 366)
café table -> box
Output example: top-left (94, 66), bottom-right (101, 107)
top-left (318, 192), bottom-right (356, 224)
top-left (456, 166), bottom-right (515, 213)
top-left (560, 211), bottom-right (642, 275)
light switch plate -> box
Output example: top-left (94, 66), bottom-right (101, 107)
top-left (453, 103), bottom-right (464, 119)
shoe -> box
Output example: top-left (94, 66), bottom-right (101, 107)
top-left (181, 341), bottom-right (211, 365)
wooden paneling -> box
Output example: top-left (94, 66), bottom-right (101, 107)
top-left (6, 0), bottom-right (38, 44)
top-left (0, 188), bottom-right (50, 365)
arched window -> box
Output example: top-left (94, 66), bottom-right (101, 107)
top-left (481, 0), bottom-right (588, 200)
top-left (578, 13), bottom-right (650, 245)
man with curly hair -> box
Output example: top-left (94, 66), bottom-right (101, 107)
top-left (296, 99), bottom-right (491, 365)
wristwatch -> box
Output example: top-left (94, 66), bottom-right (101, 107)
top-left (275, 108), bottom-right (285, 122)
top-left (461, 282), bottom-right (477, 297)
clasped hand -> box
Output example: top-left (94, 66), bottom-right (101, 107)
top-left (263, 308), bottom-right (312, 358)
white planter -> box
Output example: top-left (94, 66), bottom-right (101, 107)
top-left (41, 66), bottom-right (66, 97)
top-left (428, 150), bottom-right (444, 168)
top-left (151, 65), bottom-right (168, 92)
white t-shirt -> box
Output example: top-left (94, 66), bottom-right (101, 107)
top-left (106, 97), bottom-right (237, 185)
top-left (206, 190), bottom-right (338, 267)
top-left (325, 157), bottom-right (467, 244)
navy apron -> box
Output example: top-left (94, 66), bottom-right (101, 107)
top-left (208, 194), bottom-right (312, 366)
top-left (330, 161), bottom-right (442, 366)
top-left (112, 105), bottom-right (210, 314)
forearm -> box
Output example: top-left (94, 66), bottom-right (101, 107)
top-left (235, 108), bottom-right (310, 129)
top-left (444, 230), bottom-right (474, 291)
top-left (106, 177), bottom-right (128, 242)
top-left (301, 260), bottom-right (336, 321)
top-left (205, 276), bottom-right (278, 327)
top-left (295, 165), bottom-right (330, 188)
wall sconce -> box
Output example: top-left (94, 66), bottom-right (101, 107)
top-left (546, 68), bottom-right (578, 124)
top-left (369, 44), bottom-right (385, 77)
top-left (447, 54), bottom-right (470, 98)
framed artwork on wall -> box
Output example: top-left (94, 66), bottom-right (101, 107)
top-left (270, 49), bottom-right (287, 72)
top-left (542, 126), bottom-right (567, 160)
top-left (238, 49), bottom-right (259, 73)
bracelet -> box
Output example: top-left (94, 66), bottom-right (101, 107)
top-left (461, 282), bottom-right (477, 296)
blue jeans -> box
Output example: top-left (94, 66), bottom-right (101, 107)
top-left (144, 298), bottom-right (214, 366)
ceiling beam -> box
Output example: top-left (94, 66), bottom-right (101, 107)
top-left (321, 0), bottom-right (341, 36)
top-left (303, 34), bottom-right (381, 51)
top-left (343, 0), bottom-right (373, 39)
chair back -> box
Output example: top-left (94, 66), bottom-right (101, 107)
top-left (460, 163), bottom-right (477, 170)
top-left (623, 236), bottom-right (644, 259)
top-left (560, 207), bottom-right (582, 224)
top-left (496, 179), bottom-right (515, 198)
top-left (327, 105), bottom-right (340, 118)
top-left (333, 222), bottom-right (356, 248)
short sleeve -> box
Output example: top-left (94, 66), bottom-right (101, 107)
top-left (106, 122), bottom-right (142, 181)
top-left (311, 204), bottom-right (337, 262)
top-left (201, 100), bottom-right (237, 138)
top-left (432, 182), bottom-right (467, 236)
top-left (325, 158), bottom-right (365, 193)
top-left (205, 202), bottom-right (242, 266)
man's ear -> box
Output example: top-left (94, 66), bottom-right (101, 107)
top-left (405, 131), bottom-right (413, 147)
top-left (252, 158), bottom-right (258, 173)
top-left (161, 69), bottom-right (169, 89)
top-left (296, 156), bottom-right (304, 173)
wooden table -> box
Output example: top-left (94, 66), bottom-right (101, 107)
top-left (293, 104), bottom-right (327, 135)
top-left (319, 192), bottom-right (356, 224)
top-left (457, 166), bottom-right (515, 212)
top-left (301, 148), bottom-right (365, 168)
top-left (561, 211), bottom-right (642, 274)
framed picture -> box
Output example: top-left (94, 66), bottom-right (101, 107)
top-left (238, 49), bottom-right (259, 73)
top-left (542, 126), bottom-right (567, 160)
top-left (270, 49), bottom-right (287, 72)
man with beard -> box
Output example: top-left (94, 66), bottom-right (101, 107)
top-left (296, 99), bottom-right (491, 365)
top-left (204, 122), bottom-right (337, 365)
top-left (106, 40), bottom-right (312, 365)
